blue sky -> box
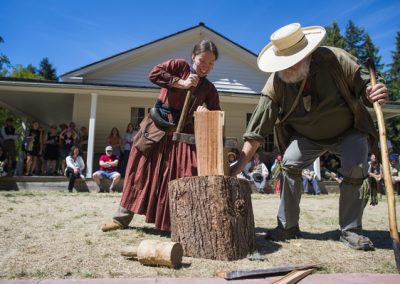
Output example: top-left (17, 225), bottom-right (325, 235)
top-left (1, 0), bottom-right (399, 76)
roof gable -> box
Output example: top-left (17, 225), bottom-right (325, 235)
top-left (61, 23), bottom-right (267, 94)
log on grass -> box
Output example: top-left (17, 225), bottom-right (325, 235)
top-left (121, 240), bottom-right (183, 268)
top-left (169, 175), bottom-right (255, 260)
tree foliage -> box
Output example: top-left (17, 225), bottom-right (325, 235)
top-left (38, 57), bottom-right (58, 81)
top-left (386, 31), bottom-right (400, 152)
top-left (359, 33), bottom-right (383, 71)
top-left (0, 36), bottom-right (11, 76)
top-left (344, 20), bottom-right (366, 58)
top-left (10, 64), bottom-right (43, 80)
top-left (324, 22), bottom-right (345, 49)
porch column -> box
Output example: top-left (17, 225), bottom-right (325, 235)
top-left (86, 93), bottom-right (98, 177)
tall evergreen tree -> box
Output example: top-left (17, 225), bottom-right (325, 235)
top-left (385, 31), bottom-right (400, 152)
top-left (388, 32), bottom-right (400, 100)
top-left (359, 33), bottom-right (384, 71)
top-left (344, 20), bottom-right (365, 58)
top-left (38, 57), bottom-right (58, 81)
top-left (324, 22), bottom-right (345, 49)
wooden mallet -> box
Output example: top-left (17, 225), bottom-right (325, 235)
top-left (365, 58), bottom-right (400, 273)
top-left (121, 240), bottom-right (183, 269)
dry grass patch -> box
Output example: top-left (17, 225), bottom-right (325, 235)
top-left (0, 190), bottom-right (399, 279)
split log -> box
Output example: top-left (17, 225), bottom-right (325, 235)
top-left (194, 111), bottom-right (226, 176)
top-left (121, 240), bottom-right (183, 268)
top-left (169, 175), bottom-right (255, 260)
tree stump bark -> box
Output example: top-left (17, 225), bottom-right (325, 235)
top-left (169, 175), bottom-right (255, 260)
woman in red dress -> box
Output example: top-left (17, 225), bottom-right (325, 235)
top-left (101, 40), bottom-right (221, 232)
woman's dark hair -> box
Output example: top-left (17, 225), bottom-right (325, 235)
top-left (126, 123), bottom-right (134, 133)
top-left (192, 40), bottom-right (219, 60)
top-left (69, 146), bottom-right (80, 157)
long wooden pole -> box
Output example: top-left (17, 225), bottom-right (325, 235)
top-left (365, 58), bottom-right (400, 273)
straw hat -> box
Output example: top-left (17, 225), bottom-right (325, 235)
top-left (257, 23), bottom-right (326, 73)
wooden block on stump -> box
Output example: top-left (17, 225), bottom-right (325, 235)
top-left (194, 111), bottom-right (226, 176)
top-left (169, 175), bottom-right (255, 260)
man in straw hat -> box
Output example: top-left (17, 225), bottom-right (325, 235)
top-left (231, 23), bottom-right (388, 251)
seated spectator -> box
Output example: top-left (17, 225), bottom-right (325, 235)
top-left (92, 146), bottom-right (121, 193)
top-left (271, 154), bottom-right (283, 193)
top-left (0, 146), bottom-right (9, 177)
top-left (227, 151), bottom-right (238, 166)
top-left (302, 164), bottom-right (321, 195)
top-left (368, 153), bottom-right (384, 195)
top-left (65, 146), bottom-right (85, 193)
top-left (248, 152), bottom-right (269, 193)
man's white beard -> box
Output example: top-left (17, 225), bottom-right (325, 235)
top-left (278, 57), bottom-right (311, 84)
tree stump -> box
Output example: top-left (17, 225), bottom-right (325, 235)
top-left (169, 175), bottom-right (255, 260)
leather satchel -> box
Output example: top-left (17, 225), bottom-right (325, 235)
top-left (133, 115), bottom-right (166, 156)
top-left (149, 107), bottom-right (176, 130)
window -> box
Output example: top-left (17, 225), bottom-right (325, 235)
top-left (246, 112), bottom-right (275, 153)
top-left (130, 107), bottom-right (145, 129)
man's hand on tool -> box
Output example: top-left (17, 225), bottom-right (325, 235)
top-left (366, 83), bottom-right (388, 105)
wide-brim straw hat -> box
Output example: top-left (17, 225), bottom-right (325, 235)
top-left (257, 23), bottom-right (326, 73)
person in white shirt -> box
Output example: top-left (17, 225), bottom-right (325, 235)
top-left (65, 146), bottom-right (85, 192)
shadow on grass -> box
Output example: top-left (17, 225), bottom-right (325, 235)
top-left (126, 226), bottom-right (171, 238)
top-left (255, 227), bottom-right (394, 254)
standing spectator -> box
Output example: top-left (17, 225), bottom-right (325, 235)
top-left (68, 122), bottom-right (80, 143)
top-left (107, 127), bottom-right (122, 158)
top-left (43, 125), bottom-right (60, 175)
top-left (92, 146), bottom-right (121, 193)
top-left (24, 121), bottom-right (42, 176)
top-left (302, 164), bottom-right (321, 194)
top-left (121, 123), bottom-right (137, 177)
top-left (78, 126), bottom-right (88, 162)
top-left (59, 127), bottom-right (78, 174)
top-left (65, 146), bottom-right (85, 193)
top-left (101, 40), bottom-right (221, 232)
top-left (1, 118), bottom-right (18, 176)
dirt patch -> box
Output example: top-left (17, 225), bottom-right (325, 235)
top-left (0, 190), bottom-right (398, 279)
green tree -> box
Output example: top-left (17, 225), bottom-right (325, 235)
top-left (0, 36), bottom-right (11, 76)
top-left (388, 32), bottom-right (400, 100)
top-left (359, 33), bottom-right (384, 71)
top-left (10, 64), bottom-right (43, 79)
top-left (38, 57), bottom-right (58, 81)
top-left (324, 22), bottom-right (345, 49)
top-left (385, 31), bottom-right (400, 152)
top-left (344, 20), bottom-right (365, 58)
